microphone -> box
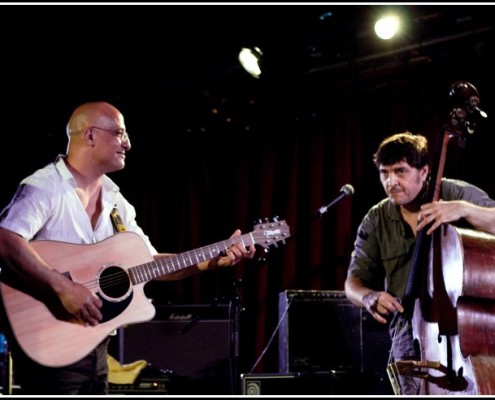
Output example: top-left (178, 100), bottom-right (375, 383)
top-left (316, 184), bottom-right (354, 217)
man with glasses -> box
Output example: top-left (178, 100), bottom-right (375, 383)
top-left (0, 101), bottom-right (256, 394)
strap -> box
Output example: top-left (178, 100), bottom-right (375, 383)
top-left (111, 206), bottom-right (127, 232)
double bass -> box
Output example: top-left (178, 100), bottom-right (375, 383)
top-left (387, 81), bottom-right (495, 395)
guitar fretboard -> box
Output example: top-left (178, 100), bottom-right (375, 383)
top-left (128, 234), bottom-right (254, 284)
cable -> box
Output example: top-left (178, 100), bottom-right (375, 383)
top-left (248, 295), bottom-right (293, 373)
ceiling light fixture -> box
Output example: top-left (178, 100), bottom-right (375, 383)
top-left (238, 47), bottom-right (263, 78)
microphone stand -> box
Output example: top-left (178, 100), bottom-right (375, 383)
top-left (214, 253), bottom-right (268, 395)
top-left (228, 278), bottom-right (243, 395)
top-left (245, 192), bottom-right (353, 380)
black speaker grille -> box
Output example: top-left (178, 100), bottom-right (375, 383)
top-left (278, 290), bottom-right (361, 373)
top-left (112, 304), bottom-right (231, 394)
top-left (278, 290), bottom-right (391, 377)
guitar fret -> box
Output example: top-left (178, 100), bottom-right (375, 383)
top-left (168, 261), bottom-right (174, 273)
top-left (139, 265), bottom-right (146, 282)
top-left (144, 263), bottom-right (152, 280)
top-left (132, 267), bottom-right (141, 284)
top-left (146, 264), bottom-right (154, 280)
top-left (143, 265), bottom-right (150, 280)
top-left (164, 258), bottom-right (174, 273)
top-left (129, 269), bottom-right (137, 285)
top-left (163, 257), bottom-right (170, 273)
top-left (179, 254), bottom-right (189, 269)
top-left (208, 244), bottom-right (217, 258)
top-left (151, 264), bottom-right (159, 279)
top-left (133, 267), bottom-right (140, 283)
top-left (172, 255), bottom-right (179, 269)
top-left (143, 264), bottom-right (150, 280)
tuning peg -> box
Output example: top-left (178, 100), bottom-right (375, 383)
top-left (272, 216), bottom-right (279, 222)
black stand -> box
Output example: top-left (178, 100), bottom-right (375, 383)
top-left (217, 253), bottom-right (269, 394)
top-left (228, 278), bottom-right (243, 395)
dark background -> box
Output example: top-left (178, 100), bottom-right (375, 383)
top-left (1, 3), bottom-right (494, 394)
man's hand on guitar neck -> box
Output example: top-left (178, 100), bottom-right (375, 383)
top-left (158, 229), bottom-right (257, 279)
top-left (203, 229), bottom-right (256, 271)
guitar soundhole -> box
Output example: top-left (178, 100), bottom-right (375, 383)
top-left (98, 265), bottom-right (131, 301)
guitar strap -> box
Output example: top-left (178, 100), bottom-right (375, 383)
top-left (109, 207), bottom-right (127, 341)
top-left (110, 207), bottom-right (127, 233)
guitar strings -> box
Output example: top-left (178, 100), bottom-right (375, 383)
top-left (78, 238), bottom-right (246, 292)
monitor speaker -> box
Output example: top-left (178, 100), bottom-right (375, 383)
top-left (241, 372), bottom-right (358, 395)
top-left (277, 290), bottom-right (393, 394)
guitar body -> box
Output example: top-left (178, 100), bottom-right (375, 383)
top-left (0, 232), bottom-right (156, 367)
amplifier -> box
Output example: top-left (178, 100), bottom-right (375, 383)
top-left (108, 375), bottom-right (170, 395)
top-left (278, 290), bottom-right (391, 384)
top-left (109, 304), bottom-right (231, 394)
top-left (241, 371), bottom-right (361, 395)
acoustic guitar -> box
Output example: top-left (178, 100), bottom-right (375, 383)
top-left (0, 219), bottom-right (290, 367)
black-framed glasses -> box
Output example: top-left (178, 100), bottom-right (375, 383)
top-left (90, 126), bottom-right (130, 142)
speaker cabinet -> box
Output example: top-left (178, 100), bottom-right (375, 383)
top-left (112, 304), bottom-right (232, 394)
top-left (278, 290), bottom-right (393, 394)
top-left (241, 372), bottom-right (359, 395)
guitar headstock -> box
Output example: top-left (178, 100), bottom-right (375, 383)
top-left (251, 217), bottom-right (291, 250)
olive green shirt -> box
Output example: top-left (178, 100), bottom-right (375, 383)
top-left (348, 178), bottom-right (495, 299)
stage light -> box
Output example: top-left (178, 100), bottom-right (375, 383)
top-left (374, 14), bottom-right (400, 40)
top-left (238, 47), bottom-right (263, 78)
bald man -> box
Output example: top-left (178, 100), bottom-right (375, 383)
top-left (0, 102), bottom-right (255, 394)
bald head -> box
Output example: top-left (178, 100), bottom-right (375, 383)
top-left (65, 102), bottom-right (124, 154)
top-left (64, 101), bottom-right (129, 175)
top-left (67, 102), bottom-right (121, 139)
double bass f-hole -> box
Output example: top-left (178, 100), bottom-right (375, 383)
top-left (389, 81), bottom-right (490, 395)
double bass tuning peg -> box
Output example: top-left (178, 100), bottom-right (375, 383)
top-left (448, 81), bottom-right (487, 119)
top-left (447, 81), bottom-right (487, 136)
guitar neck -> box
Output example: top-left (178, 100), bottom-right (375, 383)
top-left (128, 232), bottom-right (254, 284)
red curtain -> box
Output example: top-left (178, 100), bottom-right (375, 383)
top-left (124, 69), bottom-right (495, 374)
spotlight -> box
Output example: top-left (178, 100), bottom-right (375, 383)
top-left (374, 15), bottom-right (400, 40)
top-left (238, 47), bottom-right (263, 78)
